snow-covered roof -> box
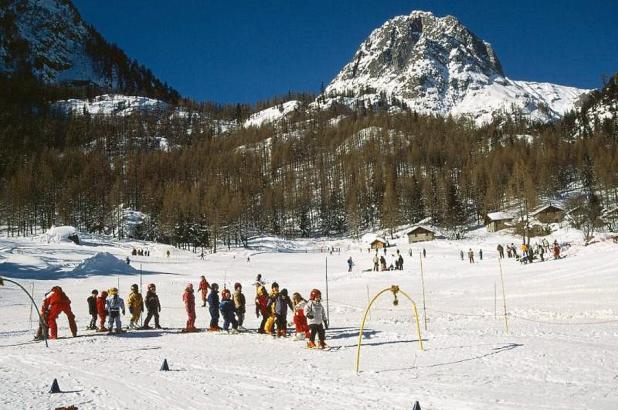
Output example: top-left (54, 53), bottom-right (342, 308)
top-left (371, 237), bottom-right (387, 244)
top-left (531, 204), bottom-right (564, 216)
top-left (486, 212), bottom-right (513, 221)
top-left (407, 225), bottom-right (436, 234)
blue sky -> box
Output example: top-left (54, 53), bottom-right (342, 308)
top-left (73, 0), bottom-right (617, 104)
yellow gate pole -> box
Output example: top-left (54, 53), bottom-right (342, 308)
top-left (355, 285), bottom-right (423, 374)
top-left (419, 254), bottom-right (428, 330)
top-left (498, 258), bottom-right (509, 334)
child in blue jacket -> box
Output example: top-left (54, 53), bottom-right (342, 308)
top-left (207, 283), bottom-right (220, 331)
top-left (219, 288), bottom-right (239, 333)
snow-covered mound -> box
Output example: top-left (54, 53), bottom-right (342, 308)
top-left (52, 94), bottom-right (169, 116)
top-left (244, 100), bottom-right (300, 128)
top-left (72, 252), bottom-right (137, 276)
top-left (42, 225), bottom-right (79, 244)
top-left (322, 10), bottom-right (589, 125)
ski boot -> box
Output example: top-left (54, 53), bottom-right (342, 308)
top-left (307, 341), bottom-right (317, 349)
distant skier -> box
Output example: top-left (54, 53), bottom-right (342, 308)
top-left (553, 241), bottom-right (560, 259)
top-left (219, 288), bottom-right (238, 333)
top-left (142, 283), bottom-right (161, 329)
top-left (233, 282), bottom-right (246, 330)
top-left (87, 289), bottom-right (98, 330)
top-left (347, 257), bottom-right (353, 272)
top-left (106, 287), bottom-right (126, 334)
top-left (373, 254), bottom-right (379, 271)
top-left (304, 289), bottom-right (328, 349)
top-left (398, 254), bottom-right (404, 270)
top-left (423, 248), bottom-right (426, 258)
top-left (460, 250), bottom-right (464, 261)
top-left (497, 244), bottom-right (504, 258)
top-left (182, 283), bottom-right (197, 332)
top-left (207, 283), bottom-right (221, 331)
top-left (479, 249), bottom-right (483, 261)
top-left (468, 248), bottom-right (475, 263)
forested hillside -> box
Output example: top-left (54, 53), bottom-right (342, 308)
top-left (1, 73), bottom-right (616, 248)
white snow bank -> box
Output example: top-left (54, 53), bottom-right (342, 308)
top-left (72, 252), bottom-right (137, 275)
top-left (42, 226), bottom-right (79, 243)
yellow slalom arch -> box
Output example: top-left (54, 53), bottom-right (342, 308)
top-left (355, 285), bottom-right (424, 373)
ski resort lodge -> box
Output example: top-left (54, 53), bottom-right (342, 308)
top-left (531, 204), bottom-right (565, 223)
top-left (485, 212), bottom-right (514, 232)
top-left (370, 238), bottom-right (387, 249)
top-left (406, 226), bottom-right (436, 243)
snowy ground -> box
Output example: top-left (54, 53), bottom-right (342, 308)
top-left (1, 228), bottom-right (617, 409)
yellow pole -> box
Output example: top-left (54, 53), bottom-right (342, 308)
top-left (398, 289), bottom-right (424, 351)
top-left (355, 286), bottom-right (424, 374)
top-left (498, 257), bottom-right (509, 334)
top-left (419, 254), bottom-right (428, 330)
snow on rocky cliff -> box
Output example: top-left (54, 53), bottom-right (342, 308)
top-left (52, 94), bottom-right (169, 116)
top-left (244, 100), bottom-right (301, 128)
top-left (322, 11), bottom-right (589, 125)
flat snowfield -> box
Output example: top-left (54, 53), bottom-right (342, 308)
top-left (1, 231), bottom-right (617, 409)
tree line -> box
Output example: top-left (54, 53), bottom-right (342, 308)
top-left (0, 73), bottom-right (616, 248)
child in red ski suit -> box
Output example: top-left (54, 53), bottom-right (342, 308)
top-left (255, 285), bottom-right (269, 333)
top-left (183, 283), bottom-right (197, 332)
top-left (292, 292), bottom-right (310, 340)
top-left (96, 290), bottom-right (108, 331)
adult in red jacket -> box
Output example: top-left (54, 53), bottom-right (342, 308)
top-left (183, 283), bottom-right (197, 332)
top-left (42, 286), bottom-right (77, 339)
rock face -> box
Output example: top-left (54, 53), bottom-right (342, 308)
top-left (324, 11), bottom-right (589, 124)
top-left (0, 0), bottom-right (178, 100)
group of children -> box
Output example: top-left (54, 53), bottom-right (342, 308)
top-left (185, 274), bottom-right (328, 348)
top-left (39, 275), bottom-right (328, 349)
top-left (86, 283), bottom-right (161, 334)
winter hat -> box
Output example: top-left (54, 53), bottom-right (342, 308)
top-left (211, 283), bottom-right (219, 291)
top-left (91, 289), bottom-right (98, 295)
top-left (234, 282), bottom-right (242, 290)
top-left (271, 282), bottom-right (279, 290)
top-left (186, 283), bottom-right (193, 291)
top-left (280, 288), bottom-right (288, 297)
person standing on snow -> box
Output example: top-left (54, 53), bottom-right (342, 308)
top-left (272, 288), bottom-right (294, 337)
top-left (292, 292), bottom-right (310, 340)
top-left (304, 289), bottom-right (328, 349)
top-left (468, 248), bottom-right (475, 263)
top-left (347, 257), bottom-right (353, 272)
top-left (87, 289), bottom-right (98, 330)
top-left (372, 254), bottom-right (379, 271)
top-left (232, 283), bottom-right (246, 330)
top-left (41, 286), bottom-right (78, 339)
top-left (142, 283), bottom-right (161, 329)
top-left (127, 284), bottom-right (144, 329)
top-left (255, 285), bottom-right (269, 333)
top-left (198, 275), bottom-right (210, 307)
top-left (182, 283), bottom-right (197, 332)
top-left (207, 283), bottom-right (221, 331)
top-left (106, 287), bottom-right (125, 334)
top-left (219, 288), bottom-right (239, 333)
top-left (96, 290), bottom-right (108, 332)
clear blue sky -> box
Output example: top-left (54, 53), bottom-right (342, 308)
top-left (73, 0), bottom-right (617, 104)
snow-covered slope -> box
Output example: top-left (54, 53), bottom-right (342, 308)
top-left (244, 100), bottom-right (301, 128)
top-left (52, 94), bottom-right (169, 116)
top-left (1, 228), bottom-right (618, 409)
top-left (323, 11), bottom-right (589, 125)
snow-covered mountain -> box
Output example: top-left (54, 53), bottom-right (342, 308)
top-left (322, 11), bottom-right (589, 125)
top-left (52, 94), bottom-right (169, 117)
top-left (0, 0), bottom-right (178, 101)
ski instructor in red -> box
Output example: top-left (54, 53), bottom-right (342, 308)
top-left (42, 286), bottom-right (77, 339)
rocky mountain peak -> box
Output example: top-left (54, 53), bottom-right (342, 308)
top-left (324, 10), bottom-right (588, 125)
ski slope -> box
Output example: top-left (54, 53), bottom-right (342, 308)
top-left (0, 228), bottom-right (617, 409)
